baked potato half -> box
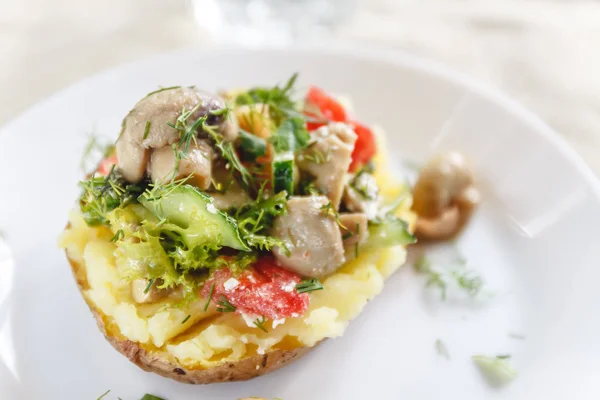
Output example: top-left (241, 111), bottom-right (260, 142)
top-left (60, 81), bottom-right (416, 384)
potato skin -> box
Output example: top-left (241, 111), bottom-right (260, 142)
top-left (65, 242), bottom-right (313, 384)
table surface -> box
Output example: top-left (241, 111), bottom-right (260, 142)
top-left (2, 0), bottom-right (599, 172)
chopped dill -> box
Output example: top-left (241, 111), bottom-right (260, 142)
top-left (216, 295), bottom-right (236, 313)
top-left (142, 121), bottom-right (152, 140)
top-left (96, 390), bottom-right (111, 400)
top-left (253, 316), bottom-right (268, 333)
top-left (110, 229), bottom-right (124, 243)
top-left (296, 278), bottom-right (324, 294)
top-left (320, 201), bottom-right (346, 229)
top-left (143, 278), bottom-right (155, 295)
top-left (203, 283), bottom-right (215, 312)
top-left (181, 314), bottom-right (191, 324)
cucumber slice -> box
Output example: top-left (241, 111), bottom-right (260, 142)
top-left (139, 185), bottom-right (250, 251)
top-left (272, 153), bottom-right (294, 195)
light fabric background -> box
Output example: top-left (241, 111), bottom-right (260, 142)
top-left (2, 0), bottom-right (599, 171)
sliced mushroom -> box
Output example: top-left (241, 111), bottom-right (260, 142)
top-left (116, 87), bottom-right (233, 183)
top-left (343, 171), bottom-right (381, 220)
top-left (297, 123), bottom-right (357, 208)
top-left (338, 213), bottom-right (369, 247)
top-left (412, 151), bottom-right (480, 241)
top-left (272, 196), bottom-right (345, 277)
top-left (131, 279), bottom-right (169, 304)
top-left (148, 139), bottom-right (214, 190)
top-left (115, 137), bottom-right (149, 183)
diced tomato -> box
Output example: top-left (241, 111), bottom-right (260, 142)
top-left (349, 121), bottom-right (377, 172)
top-left (201, 258), bottom-right (309, 320)
top-left (97, 155), bottom-right (118, 176)
top-left (304, 86), bottom-right (348, 131)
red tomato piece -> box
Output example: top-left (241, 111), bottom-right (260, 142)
top-left (201, 258), bottom-right (309, 320)
top-left (97, 155), bottom-right (118, 176)
top-left (304, 86), bottom-right (348, 131)
top-left (349, 121), bottom-right (377, 172)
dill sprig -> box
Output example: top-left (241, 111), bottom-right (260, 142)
top-left (203, 283), bottom-right (215, 312)
top-left (295, 278), bottom-right (324, 294)
top-left (110, 229), bottom-right (124, 243)
top-left (233, 183), bottom-right (289, 253)
top-left (414, 254), bottom-right (484, 300)
top-left (320, 201), bottom-right (346, 229)
top-left (253, 316), bottom-right (268, 333)
top-left (235, 73), bottom-right (301, 123)
top-left (216, 295), bottom-right (236, 313)
top-left (79, 167), bottom-right (146, 226)
top-left (181, 314), bottom-right (191, 324)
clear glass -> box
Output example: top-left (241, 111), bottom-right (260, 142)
top-left (192, 0), bottom-right (357, 46)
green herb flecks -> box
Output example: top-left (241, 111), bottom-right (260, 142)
top-left (97, 390), bottom-right (111, 400)
top-left (143, 121), bottom-right (152, 140)
top-left (414, 254), bottom-right (484, 301)
top-left (110, 229), bottom-right (124, 243)
top-left (253, 316), bottom-right (268, 333)
top-left (296, 278), bottom-right (324, 294)
top-left (302, 147), bottom-right (332, 164)
top-left (320, 201), bottom-right (346, 229)
top-left (233, 183), bottom-right (289, 253)
top-left (472, 354), bottom-right (517, 386)
top-left (202, 115), bottom-right (254, 191)
top-left (435, 339), bottom-right (450, 360)
top-left (181, 314), bottom-right (191, 324)
top-left (143, 278), bottom-right (155, 295)
top-left (79, 167), bottom-right (146, 226)
top-left (145, 85), bottom-right (181, 98)
top-left (80, 133), bottom-right (115, 174)
top-left (203, 283), bottom-right (215, 312)
top-left (235, 73), bottom-right (300, 123)
top-left (216, 295), bottom-right (236, 313)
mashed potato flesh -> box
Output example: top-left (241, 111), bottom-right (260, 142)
top-left (59, 131), bottom-right (414, 369)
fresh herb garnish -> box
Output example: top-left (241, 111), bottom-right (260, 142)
top-left (142, 121), bottom-right (152, 140)
top-left (145, 85), bottom-right (181, 97)
top-left (79, 167), bottom-right (146, 226)
top-left (296, 278), bottom-right (324, 294)
top-left (97, 390), bottom-right (111, 400)
top-left (342, 232), bottom-right (354, 240)
top-left (435, 339), bottom-right (450, 360)
top-left (235, 73), bottom-right (300, 123)
top-left (216, 295), bottom-right (236, 312)
top-left (81, 134), bottom-right (115, 174)
top-left (234, 183), bottom-right (289, 253)
top-left (181, 314), bottom-right (191, 324)
top-left (202, 115), bottom-right (254, 190)
top-left (143, 278), bottom-right (155, 295)
top-left (253, 316), bottom-right (268, 332)
top-left (203, 283), bottom-right (215, 312)
top-left (320, 201), bottom-right (346, 229)
top-left (414, 254), bottom-right (484, 300)
top-left (110, 229), bottom-right (124, 243)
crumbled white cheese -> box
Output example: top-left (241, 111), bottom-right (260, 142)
top-left (282, 281), bottom-right (295, 292)
top-left (256, 365), bottom-right (260, 370)
top-left (272, 318), bottom-right (286, 329)
top-left (223, 277), bottom-right (239, 291)
top-left (241, 313), bottom-right (260, 328)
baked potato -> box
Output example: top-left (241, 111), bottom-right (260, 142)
top-left (60, 80), bottom-right (416, 384)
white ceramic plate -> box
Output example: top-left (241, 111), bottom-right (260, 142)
top-left (1, 47), bottom-right (599, 400)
